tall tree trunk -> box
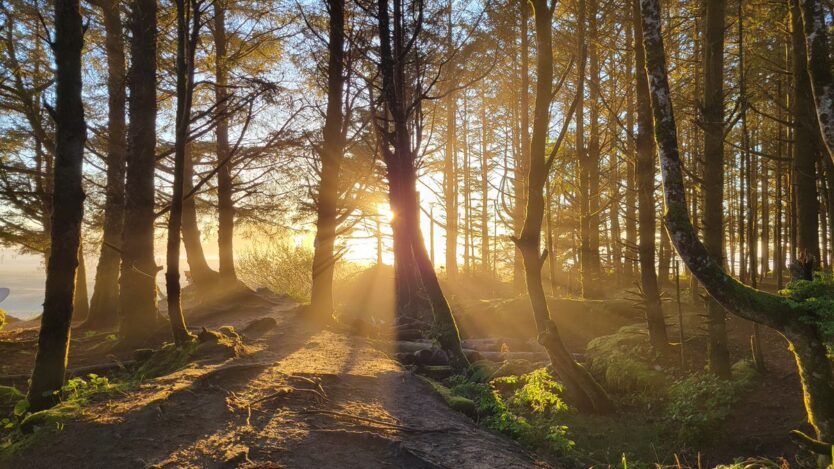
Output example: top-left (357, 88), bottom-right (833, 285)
top-left (480, 94), bottom-right (490, 274)
top-left (701, 0), bottom-right (731, 378)
top-left (625, 20), bottom-right (638, 279)
top-left (587, 0), bottom-right (601, 280)
top-left (639, 0), bottom-right (834, 446)
top-left (792, 0), bottom-right (821, 271)
top-left (310, 0), bottom-right (346, 323)
top-left (73, 243), bottom-right (89, 321)
top-left (514, 0), bottom-right (530, 293)
top-left (164, 0), bottom-right (200, 346)
top-left (444, 0), bottom-right (458, 280)
top-left (516, 0), bottom-right (612, 414)
top-left (87, 0), bottom-right (126, 330)
top-left (180, 143), bottom-right (219, 289)
top-left (119, 0), bottom-right (160, 346)
top-left (633, 0), bottom-right (669, 353)
top-left (576, 0), bottom-right (595, 299)
top-left (28, 0), bottom-right (86, 412)
top-left (375, 0), bottom-right (467, 372)
top-left (463, 97), bottom-right (471, 273)
top-left (213, 0), bottom-right (236, 282)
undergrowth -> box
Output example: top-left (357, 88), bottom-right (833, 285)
top-left (425, 324), bottom-right (762, 468)
top-left (0, 326), bottom-right (244, 461)
top-left (429, 367), bottom-right (576, 456)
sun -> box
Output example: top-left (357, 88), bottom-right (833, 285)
top-left (378, 202), bottom-right (394, 222)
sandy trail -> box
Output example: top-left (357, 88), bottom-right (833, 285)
top-left (4, 292), bottom-right (547, 468)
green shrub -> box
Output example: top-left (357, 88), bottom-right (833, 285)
top-left (444, 368), bottom-right (574, 454)
top-left (237, 240), bottom-right (362, 302)
top-left (237, 242), bottom-right (315, 301)
top-left (586, 324), bottom-right (666, 395)
top-left (0, 308), bottom-right (5, 331)
top-left (666, 365), bottom-right (757, 445)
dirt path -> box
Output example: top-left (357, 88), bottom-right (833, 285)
top-left (3, 293), bottom-right (548, 469)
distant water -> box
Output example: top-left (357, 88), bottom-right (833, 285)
top-left (0, 249), bottom-right (210, 320)
top-left (0, 251), bottom-right (47, 320)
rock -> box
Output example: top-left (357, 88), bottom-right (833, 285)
top-left (419, 365), bottom-right (454, 380)
top-left (395, 352), bottom-right (417, 365)
top-left (414, 348), bottom-right (449, 366)
top-left (242, 317), bottom-right (277, 336)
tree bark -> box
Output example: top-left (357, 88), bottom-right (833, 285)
top-left (639, 0), bottom-right (834, 444)
top-left (28, 0), bottom-right (86, 412)
top-left (87, 0), bottom-right (126, 330)
top-left (514, 0), bottom-right (530, 293)
top-left (632, 0), bottom-right (669, 353)
top-left (792, 0), bottom-right (821, 269)
top-left (700, 0), bottom-right (731, 378)
top-left (516, 0), bottom-right (612, 414)
top-left (73, 243), bottom-right (89, 322)
top-left (375, 0), bottom-right (468, 373)
top-left (443, 0), bottom-right (459, 281)
top-left (164, 0), bottom-right (200, 346)
top-left (180, 143), bottom-right (220, 289)
top-left (587, 0), bottom-right (602, 281)
top-left (213, 0), bottom-right (236, 282)
top-left (310, 0), bottom-right (346, 323)
top-left (119, 0), bottom-right (160, 346)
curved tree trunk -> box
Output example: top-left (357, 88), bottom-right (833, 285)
top-left (632, 0), bottom-right (668, 353)
top-left (87, 0), bottom-right (126, 330)
top-left (516, 0), bottom-right (612, 414)
top-left (119, 0), bottom-right (160, 346)
top-left (28, 0), bottom-right (86, 412)
top-left (639, 0), bottom-right (834, 444)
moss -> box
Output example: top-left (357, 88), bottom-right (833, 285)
top-left (586, 324), bottom-right (666, 394)
top-left (133, 341), bottom-right (199, 380)
top-left (418, 376), bottom-right (477, 418)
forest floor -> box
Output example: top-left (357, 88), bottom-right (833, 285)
top-left (0, 289), bottom-right (548, 469)
top-left (0, 280), bottom-right (814, 468)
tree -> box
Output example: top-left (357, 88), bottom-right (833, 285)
top-left (310, 0), bottom-right (346, 323)
top-left (212, 0), bottom-right (236, 283)
top-left (514, 0), bottom-right (612, 414)
top-left (631, 0), bottom-right (668, 353)
top-left (86, 0), bottom-right (126, 330)
top-left (700, 0), bottom-right (731, 378)
top-left (119, 0), bottom-right (160, 346)
top-left (164, 0), bottom-right (202, 346)
top-left (639, 0), bottom-right (834, 447)
top-left (373, 0), bottom-right (468, 373)
top-left (791, 0), bottom-right (820, 272)
top-left (27, 0), bottom-right (86, 411)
